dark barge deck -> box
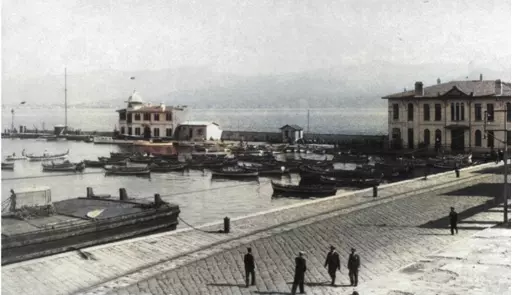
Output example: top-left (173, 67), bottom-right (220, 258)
top-left (1, 192), bottom-right (180, 265)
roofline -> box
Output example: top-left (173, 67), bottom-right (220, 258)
top-left (382, 94), bottom-right (512, 100)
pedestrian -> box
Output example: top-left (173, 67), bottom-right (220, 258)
top-left (324, 245), bottom-right (341, 286)
top-left (243, 247), bottom-right (255, 287)
top-left (291, 251), bottom-right (307, 295)
top-left (347, 248), bottom-right (360, 286)
top-left (499, 150), bottom-right (504, 163)
top-left (449, 207), bottom-right (458, 235)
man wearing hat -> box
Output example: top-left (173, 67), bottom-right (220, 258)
top-left (244, 247), bottom-right (256, 287)
top-left (324, 245), bottom-right (341, 285)
top-left (347, 248), bottom-right (360, 286)
top-left (291, 251), bottom-right (307, 295)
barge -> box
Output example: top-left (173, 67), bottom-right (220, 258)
top-left (1, 186), bottom-right (180, 265)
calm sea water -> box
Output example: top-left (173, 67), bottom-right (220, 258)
top-left (1, 139), bottom-right (359, 228)
top-left (1, 107), bottom-right (387, 135)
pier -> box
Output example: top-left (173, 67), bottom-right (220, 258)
top-left (1, 162), bottom-right (508, 295)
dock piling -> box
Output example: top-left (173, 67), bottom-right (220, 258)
top-left (224, 217), bottom-right (230, 233)
top-left (86, 187), bottom-right (93, 198)
top-left (372, 186), bottom-right (378, 198)
top-left (119, 188), bottom-right (128, 201)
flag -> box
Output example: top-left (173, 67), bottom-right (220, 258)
top-left (130, 77), bottom-right (135, 80)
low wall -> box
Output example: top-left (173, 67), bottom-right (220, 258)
top-left (221, 130), bottom-right (387, 144)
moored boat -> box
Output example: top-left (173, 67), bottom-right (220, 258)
top-left (271, 181), bottom-right (337, 197)
top-left (319, 176), bottom-right (381, 188)
top-left (104, 165), bottom-right (151, 176)
top-left (5, 150), bottom-right (27, 161)
top-left (149, 163), bottom-right (187, 172)
top-left (2, 162), bottom-right (14, 170)
top-left (42, 161), bottom-right (85, 172)
top-left (25, 149), bottom-right (70, 161)
top-left (211, 169), bottom-right (258, 178)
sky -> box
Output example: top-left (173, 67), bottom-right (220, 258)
top-left (2, 0), bottom-right (511, 79)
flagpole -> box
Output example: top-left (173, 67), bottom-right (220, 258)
top-left (64, 67), bottom-right (68, 133)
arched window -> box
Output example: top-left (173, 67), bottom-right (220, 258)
top-left (475, 130), bottom-right (482, 147)
top-left (423, 129), bottom-right (431, 145)
top-left (407, 103), bottom-right (414, 121)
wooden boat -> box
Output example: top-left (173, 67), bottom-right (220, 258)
top-left (42, 161), bottom-right (85, 172)
top-left (149, 163), bottom-right (187, 172)
top-left (271, 181), bottom-right (337, 197)
top-left (104, 165), bottom-right (151, 176)
top-left (299, 164), bottom-right (378, 179)
top-left (2, 162), bottom-right (14, 170)
top-left (211, 169), bottom-right (259, 178)
top-left (25, 149), bottom-right (70, 161)
top-left (332, 154), bottom-right (369, 164)
top-left (5, 150), bottom-right (27, 161)
top-left (319, 176), bottom-right (381, 188)
top-left (83, 160), bottom-right (106, 168)
top-left (97, 157), bottom-right (128, 165)
top-left (110, 152), bottom-right (133, 158)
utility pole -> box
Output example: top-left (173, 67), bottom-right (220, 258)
top-left (11, 109), bottom-right (14, 133)
top-left (64, 67), bottom-right (68, 134)
top-left (484, 108), bottom-right (510, 223)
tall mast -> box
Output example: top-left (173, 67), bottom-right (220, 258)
top-left (64, 67), bottom-right (68, 132)
top-left (307, 109), bottom-right (310, 134)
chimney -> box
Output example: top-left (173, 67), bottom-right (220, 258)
top-left (437, 78), bottom-right (441, 85)
top-left (414, 81), bottom-right (424, 96)
top-left (480, 73), bottom-right (483, 81)
top-left (495, 79), bottom-right (502, 95)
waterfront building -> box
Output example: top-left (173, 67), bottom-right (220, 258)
top-left (175, 121), bottom-right (223, 141)
top-left (280, 124), bottom-right (304, 143)
top-left (116, 91), bottom-right (187, 138)
top-left (382, 76), bottom-right (511, 152)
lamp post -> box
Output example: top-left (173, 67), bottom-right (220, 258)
top-left (484, 109), bottom-right (509, 223)
top-left (10, 109), bottom-right (14, 133)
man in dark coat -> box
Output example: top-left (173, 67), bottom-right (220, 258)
top-left (324, 245), bottom-right (341, 285)
top-left (449, 207), bottom-right (458, 235)
top-left (347, 248), bottom-right (360, 286)
top-left (291, 251), bottom-right (307, 295)
top-left (244, 248), bottom-right (255, 287)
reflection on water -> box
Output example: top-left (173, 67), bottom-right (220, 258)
top-left (2, 139), bottom-right (352, 228)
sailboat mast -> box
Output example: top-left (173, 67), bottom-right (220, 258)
top-left (64, 67), bottom-right (68, 132)
top-left (307, 109), bottom-right (310, 134)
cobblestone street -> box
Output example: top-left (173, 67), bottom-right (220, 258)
top-left (112, 178), bottom-right (505, 295)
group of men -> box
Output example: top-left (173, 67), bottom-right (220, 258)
top-left (243, 246), bottom-right (361, 294)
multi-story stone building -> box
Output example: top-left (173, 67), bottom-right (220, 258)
top-left (382, 76), bottom-right (511, 152)
top-left (116, 90), bottom-right (187, 138)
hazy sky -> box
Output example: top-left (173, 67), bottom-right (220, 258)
top-left (2, 0), bottom-right (511, 78)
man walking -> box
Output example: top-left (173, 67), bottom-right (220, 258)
top-left (244, 248), bottom-right (255, 287)
top-left (347, 248), bottom-right (360, 286)
top-left (324, 245), bottom-right (341, 286)
top-left (291, 251), bottom-right (307, 295)
top-left (449, 207), bottom-right (458, 235)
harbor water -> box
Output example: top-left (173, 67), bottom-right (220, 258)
top-left (2, 138), bottom-right (357, 228)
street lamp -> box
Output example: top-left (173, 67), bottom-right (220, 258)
top-left (483, 109), bottom-right (510, 223)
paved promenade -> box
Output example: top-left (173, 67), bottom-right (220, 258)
top-left (358, 224), bottom-right (511, 295)
top-left (1, 162), bottom-right (506, 295)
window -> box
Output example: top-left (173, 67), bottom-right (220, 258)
top-left (127, 113), bottom-right (132, 124)
top-left (508, 131), bottom-right (511, 146)
top-left (423, 104), bottom-right (430, 121)
top-left (487, 131), bottom-right (494, 147)
top-left (166, 128), bottom-right (173, 137)
top-left (166, 113), bottom-right (173, 121)
top-left (128, 127), bottom-right (132, 135)
top-left (143, 113), bottom-right (150, 121)
top-left (507, 102), bottom-right (511, 122)
top-left (474, 104), bottom-right (482, 121)
top-left (486, 104), bottom-right (494, 121)
top-left (153, 128), bottom-right (160, 137)
top-left (134, 113), bottom-right (141, 121)
top-left (407, 128), bottom-right (414, 149)
top-left (451, 102), bottom-right (465, 121)
top-left (407, 103), bottom-right (414, 121)
top-left (392, 104), bottom-right (399, 120)
top-left (119, 112), bottom-right (126, 120)
top-left (475, 130), bottom-right (482, 147)
top-left (135, 127), bottom-right (141, 135)
top-left (197, 128), bottom-right (203, 135)
top-left (434, 104), bottom-right (442, 121)
top-left (120, 127), bottom-right (125, 134)
top-left (423, 129), bottom-right (430, 145)
top-left (435, 129), bottom-right (442, 144)
top-left (154, 114), bottom-right (160, 121)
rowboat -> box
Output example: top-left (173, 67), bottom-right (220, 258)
top-left (42, 161), bottom-right (85, 172)
top-left (271, 181), bottom-right (337, 197)
top-left (104, 165), bottom-right (151, 176)
top-left (211, 169), bottom-right (259, 178)
top-left (25, 149), bottom-right (70, 161)
top-left (5, 150), bottom-right (27, 161)
top-left (1, 162), bottom-right (14, 170)
top-left (149, 163), bottom-right (187, 172)
top-left (319, 176), bottom-right (381, 188)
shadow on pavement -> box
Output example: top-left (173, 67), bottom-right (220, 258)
top-left (472, 165), bottom-right (510, 175)
top-left (443, 183), bottom-right (509, 198)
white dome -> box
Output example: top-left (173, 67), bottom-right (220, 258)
top-left (127, 90), bottom-right (143, 104)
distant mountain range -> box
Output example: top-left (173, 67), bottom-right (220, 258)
top-left (2, 61), bottom-right (509, 109)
